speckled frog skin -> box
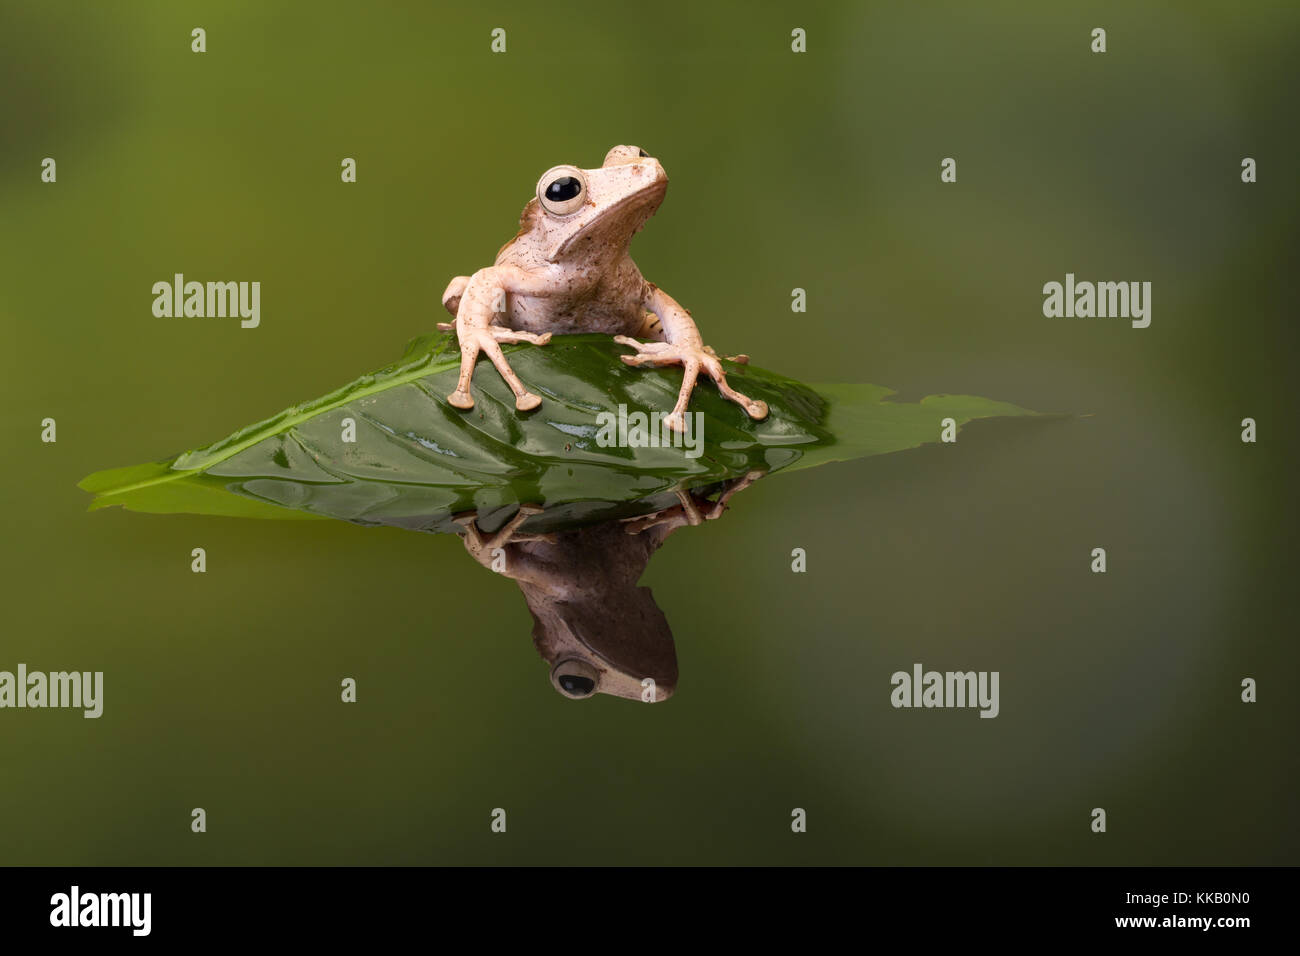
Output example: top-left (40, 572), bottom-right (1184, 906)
top-left (438, 145), bottom-right (768, 432)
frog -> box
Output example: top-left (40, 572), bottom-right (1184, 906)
top-left (452, 470), bottom-right (764, 701)
top-left (437, 145), bottom-right (769, 433)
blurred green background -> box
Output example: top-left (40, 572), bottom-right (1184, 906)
top-left (1, 0), bottom-right (1296, 865)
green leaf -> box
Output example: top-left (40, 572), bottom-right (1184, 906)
top-left (78, 333), bottom-right (1040, 532)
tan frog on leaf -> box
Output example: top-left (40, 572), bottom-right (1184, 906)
top-left (438, 145), bottom-right (768, 433)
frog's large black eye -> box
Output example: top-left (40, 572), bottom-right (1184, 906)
top-left (537, 165), bottom-right (588, 216)
top-left (638, 148), bottom-right (649, 157)
top-left (559, 673), bottom-right (595, 696)
top-left (551, 659), bottom-right (600, 699)
top-left (546, 177), bottom-right (581, 202)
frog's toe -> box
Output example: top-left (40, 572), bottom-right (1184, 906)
top-left (448, 390), bottom-right (475, 410)
top-left (745, 399), bottom-right (769, 420)
top-left (450, 511), bottom-right (480, 529)
top-left (616, 336), bottom-right (671, 355)
top-left (490, 327), bottom-right (551, 347)
top-left (515, 392), bottom-right (543, 411)
top-left (663, 412), bottom-right (687, 434)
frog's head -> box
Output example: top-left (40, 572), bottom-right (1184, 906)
top-left (521, 145), bottom-right (669, 264)
top-left (526, 586), bottom-right (678, 702)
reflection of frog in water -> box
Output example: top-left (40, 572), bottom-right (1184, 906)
top-left (454, 472), bottom-right (762, 701)
top-left (438, 145), bottom-right (767, 433)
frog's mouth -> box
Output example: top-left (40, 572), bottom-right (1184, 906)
top-left (548, 178), bottom-right (668, 262)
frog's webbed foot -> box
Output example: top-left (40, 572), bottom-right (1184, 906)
top-left (453, 504), bottom-right (555, 557)
top-left (621, 490), bottom-right (723, 535)
top-left (622, 470), bottom-right (766, 535)
top-left (446, 322), bottom-right (552, 412)
top-left (613, 336), bottom-right (769, 433)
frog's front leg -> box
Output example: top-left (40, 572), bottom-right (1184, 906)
top-left (453, 505), bottom-right (559, 586)
top-left (615, 285), bottom-right (768, 433)
top-left (444, 267), bottom-right (552, 411)
top-left (453, 504), bottom-right (553, 558)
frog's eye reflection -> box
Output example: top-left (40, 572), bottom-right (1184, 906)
top-left (550, 659), bottom-right (599, 699)
top-left (537, 166), bottom-right (588, 216)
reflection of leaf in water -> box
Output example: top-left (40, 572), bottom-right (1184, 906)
top-left (78, 333), bottom-right (1041, 533)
